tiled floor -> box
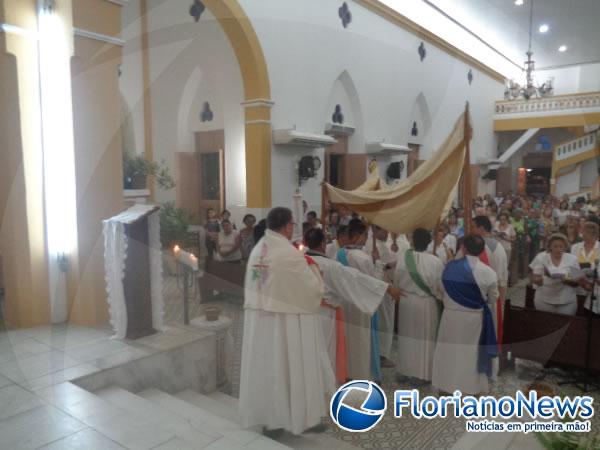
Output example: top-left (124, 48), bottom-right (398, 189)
top-left (0, 317), bottom-right (216, 449)
top-left (0, 273), bottom-right (593, 449)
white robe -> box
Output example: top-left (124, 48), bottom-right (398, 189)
top-left (239, 230), bottom-right (334, 435)
top-left (432, 255), bottom-right (499, 395)
top-left (363, 238), bottom-right (398, 359)
top-left (325, 240), bottom-right (339, 259)
top-left (427, 241), bottom-right (451, 264)
top-left (310, 253), bottom-right (388, 377)
top-left (393, 250), bottom-right (444, 381)
top-left (343, 248), bottom-right (380, 379)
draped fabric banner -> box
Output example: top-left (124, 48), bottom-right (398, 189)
top-left (324, 111), bottom-right (468, 234)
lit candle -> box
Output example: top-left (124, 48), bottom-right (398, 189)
top-left (174, 246), bottom-right (198, 271)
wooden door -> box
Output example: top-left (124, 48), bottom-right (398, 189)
top-left (325, 135), bottom-right (348, 187)
top-left (343, 154), bottom-right (368, 190)
top-left (196, 131), bottom-right (225, 221)
top-left (496, 167), bottom-right (512, 195)
top-left (198, 150), bottom-right (225, 219)
top-left (176, 152), bottom-right (201, 222)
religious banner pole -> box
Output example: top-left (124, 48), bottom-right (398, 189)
top-left (321, 182), bottom-right (329, 238)
top-left (462, 102), bottom-right (473, 235)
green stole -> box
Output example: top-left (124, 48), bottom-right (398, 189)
top-left (404, 249), bottom-right (436, 299)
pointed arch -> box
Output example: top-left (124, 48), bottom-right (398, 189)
top-left (326, 70), bottom-right (364, 153)
top-left (410, 92), bottom-right (432, 140)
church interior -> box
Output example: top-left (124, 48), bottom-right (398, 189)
top-left (1, 0), bottom-right (600, 448)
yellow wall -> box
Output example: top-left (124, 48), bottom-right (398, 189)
top-left (68, 36), bottom-right (124, 326)
top-left (0, 0), bottom-right (124, 328)
top-left (0, 0), bottom-right (51, 327)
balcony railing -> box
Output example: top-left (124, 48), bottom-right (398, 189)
top-left (495, 92), bottom-right (600, 116)
top-left (555, 131), bottom-right (599, 162)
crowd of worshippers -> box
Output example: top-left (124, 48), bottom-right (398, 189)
top-left (238, 196), bottom-right (600, 436)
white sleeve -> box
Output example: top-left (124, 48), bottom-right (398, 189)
top-left (330, 262), bottom-right (387, 315)
top-left (529, 252), bottom-right (545, 275)
top-left (486, 273), bottom-right (500, 305)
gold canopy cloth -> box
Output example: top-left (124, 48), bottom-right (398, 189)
top-left (325, 112), bottom-right (468, 234)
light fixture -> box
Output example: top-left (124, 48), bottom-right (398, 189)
top-left (538, 24), bottom-right (549, 33)
top-left (504, 0), bottom-right (554, 100)
top-left (514, 0), bottom-right (524, 6)
top-left (558, 45), bottom-right (567, 52)
top-left (38, 0), bottom-right (79, 322)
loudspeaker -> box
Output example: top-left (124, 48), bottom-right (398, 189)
top-left (482, 169), bottom-right (497, 180)
top-left (298, 156), bottom-right (316, 180)
top-left (386, 161), bottom-right (404, 180)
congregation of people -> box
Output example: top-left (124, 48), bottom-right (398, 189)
top-left (214, 191), bottom-right (600, 435)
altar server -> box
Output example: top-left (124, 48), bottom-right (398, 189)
top-left (337, 219), bottom-right (383, 381)
top-left (394, 228), bottom-right (444, 382)
top-left (239, 207), bottom-right (333, 435)
top-left (432, 234), bottom-right (499, 395)
top-left (304, 228), bottom-right (402, 383)
top-left (325, 225), bottom-right (348, 259)
top-left (364, 224), bottom-right (398, 365)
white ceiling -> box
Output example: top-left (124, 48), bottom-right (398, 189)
top-left (426, 0), bottom-right (600, 70)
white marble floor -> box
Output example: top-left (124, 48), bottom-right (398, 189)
top-left (0, 322), bottom-right (219, 449)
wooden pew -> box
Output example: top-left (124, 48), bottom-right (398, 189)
top-left (503, 291), bottom-right (600, 371)
top-left (199, 258), bottom-right (246, 301)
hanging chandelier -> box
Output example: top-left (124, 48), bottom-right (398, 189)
top-left (504, 0), bottom-right (554, 100)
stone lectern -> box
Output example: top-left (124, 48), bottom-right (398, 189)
top-left (103, 204), bottom-right (164, 339)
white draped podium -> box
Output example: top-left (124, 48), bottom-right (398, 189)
top-left (103, 204), bottom-right (164, 339)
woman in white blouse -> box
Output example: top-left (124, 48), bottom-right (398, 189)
top-left (571, 221), bottom-right (600, 315)
top-left (530, 233), bottom-right (581, 315)
top-left (493, 212), bottom-right (516, 263)
top-left (216, 219), bottom-right (242, 262)
top-left (553, 201), bottom-right (571, 227)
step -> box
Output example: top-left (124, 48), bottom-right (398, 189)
top-left (36, 382), bottom-right (174, 449)
top-left (208, 391), bottom-right (239, 411)
top-left (176, 389), bottom-right (356, 450)
top-left (176, 389), bottom-right (240, 424)
top-left (140, 388), bottom-right (290, 448)
top-left (95, 386), bottom-right (217, 449)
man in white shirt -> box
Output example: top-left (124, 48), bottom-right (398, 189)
top-left (239, 207), bottom-right (333, 435)
top-left (394, 228), bottom-right (444, 383)
top-left (432, 234), bottom-right (499, 395)
top-left (304, 228), bottom-right (402, 383)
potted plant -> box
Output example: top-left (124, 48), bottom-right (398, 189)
top-left (123, 154), bottom-right (176, 191)
top-left (160, 201), bottom-right (193, 249)
top-left (160, 202), bottom-right (194, 275)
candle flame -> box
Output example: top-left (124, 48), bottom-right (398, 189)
top-left (173, 245), bottom-right (180, 253)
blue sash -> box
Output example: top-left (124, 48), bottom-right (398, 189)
top-left (336, 248), bottom-right (382, 381)
top-left (442, 258), bottom-right (498, 377)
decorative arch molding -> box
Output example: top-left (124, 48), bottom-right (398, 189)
top-left (326, 70), bottom-right (364, 153)
top-left (191, 0), bottom-right (272, 207)
top-left (409, 92), bottom-right (432, 141)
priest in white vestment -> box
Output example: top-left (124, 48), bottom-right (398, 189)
top-left (239, 207), bottom-right (334, 435)
top-left (304, 228), bottom-right (402, 383)
top-left (394, 228), bottom-right (444, 382)
top-left (432, 234), bottom-right (499, 395)
top-left (364, 225), bottom-right (398, 364)
top-left (336, 219), bottom-right (383, 381)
